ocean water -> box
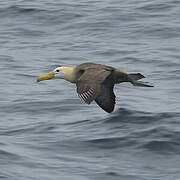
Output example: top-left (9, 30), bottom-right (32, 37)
top-left (0, 0), bottom-right (180, 179)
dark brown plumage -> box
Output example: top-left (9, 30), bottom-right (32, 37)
top-left (74, 63), bottom-right (153, 113)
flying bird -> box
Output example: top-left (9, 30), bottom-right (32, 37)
top-left (37, 62), bottom-right (153, 113)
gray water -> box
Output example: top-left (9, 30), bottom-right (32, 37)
top-left (0, 0), bottom-right (180, 179)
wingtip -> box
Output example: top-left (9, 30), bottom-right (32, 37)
top-left (138, 73), bottom-right (146, 79)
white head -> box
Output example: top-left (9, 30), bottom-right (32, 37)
top-left (53, 67), bottom-right (66, 79)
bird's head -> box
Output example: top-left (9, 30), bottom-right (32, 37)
top-left (37, 66), bottom-right (75, 83)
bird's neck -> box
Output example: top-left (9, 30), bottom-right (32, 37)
top-left (63, 67), bottom-right (76, 83)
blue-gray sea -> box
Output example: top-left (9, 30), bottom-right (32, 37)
top-left (0, 0), bottom-right (180, 180)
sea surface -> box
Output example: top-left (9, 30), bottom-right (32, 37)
top-left (0, 0), bottom-right (180, 179)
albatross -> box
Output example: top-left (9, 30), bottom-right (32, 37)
top-left (37, 62), bottom-right (153, 113)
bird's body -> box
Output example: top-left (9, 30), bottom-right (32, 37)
top-left (37, 62), bottom-right (153, 113)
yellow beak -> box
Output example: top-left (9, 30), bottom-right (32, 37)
top-left (37, 71), bottom-right (55, 82)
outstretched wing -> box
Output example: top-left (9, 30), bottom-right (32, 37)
top-left (95, 83), bottom-right (116, 113)
top-left (76, 67), bottom-right (112, 104)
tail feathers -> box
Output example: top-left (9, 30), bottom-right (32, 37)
top-left (128, 73), bottom-right (145, 81)
top-left (128, 73), bottom-right (153, 87)
top-left (131, 80), bottom-right (154, 87)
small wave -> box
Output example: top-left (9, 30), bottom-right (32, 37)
top-left (140, 140), bottom-right (180, 154)
top-left (0, 125), bottom-right (37, 136)
top-left (0, 5), bottom-right (46, 16)
top-left (0, 149), bottom-right (21, 160)
top-left (0, 55), bottom-right (14, 62)
top-left (137, 2), bottom-right (174, 12)
top-left (10, 27), bottom-right (48, 38)
top-left (104, 108), bottom-right (179, 124)
top-left (0, 175), bottom-right (7, 179)
top-left (96, 171), bottom-right (120, 178)
top-left (85, 136), bottom-right (138, 149)
top-left (16, 73), bottom-right (38, 78)
top-left (0, 170), bottom-right (9, 179)
top-left (62, 119), bottom-right (91, 126)
top-left (96, 172), bottom-right (137, 180)
top-left (1, 98), bottom-right (87, 116)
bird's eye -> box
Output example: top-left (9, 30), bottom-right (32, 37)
top-left (56, 69), bottom-right (59, 72)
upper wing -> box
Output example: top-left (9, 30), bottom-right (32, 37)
top-left (76, 62), bottom-right (114, 71)
top-left (76, 67), bottom-right (112, 104)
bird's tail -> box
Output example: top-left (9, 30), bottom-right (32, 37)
top-left (128, 73), bottom-right (154, 87)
